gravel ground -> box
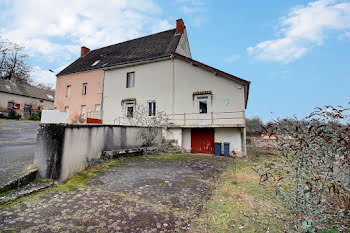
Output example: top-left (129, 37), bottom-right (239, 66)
top-left (0, 154), bottom-right (232, 232)
top-left (0, 121), bottom-right (39, 188)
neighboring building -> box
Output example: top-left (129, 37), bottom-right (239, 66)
top-left (0, 78), bottom-right (55, 119)
top-left (55, 19), bottom-right (250, 155)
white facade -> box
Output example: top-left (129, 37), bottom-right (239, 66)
top-left (102, 29), bottom-right (249, 155)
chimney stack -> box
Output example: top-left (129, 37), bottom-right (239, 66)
top-left (176, 19), bottom-right (185, 34)
top-left (81, 46), bottom-right (90, 57)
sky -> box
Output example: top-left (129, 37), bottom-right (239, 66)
top-left (0, 0), bottom-right (349, 121)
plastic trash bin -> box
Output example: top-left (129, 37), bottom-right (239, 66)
top-left (214, 142), bottom-right (222, 156)
top-left (223, 142), bottom-right (230, 157)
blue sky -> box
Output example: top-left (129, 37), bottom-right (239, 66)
top-left (1, 0), bottom-right (349, 121)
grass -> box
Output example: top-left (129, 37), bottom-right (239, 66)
top-left (189, 147), bottom-right (292, 233)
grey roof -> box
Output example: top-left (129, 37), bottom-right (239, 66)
top-left (58, 29), bottom-right (181, 76)
top-left (0, 79), bottom-right (55, 102)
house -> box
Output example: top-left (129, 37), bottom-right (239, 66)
top-left (0, 78), bottom-right (55, 119)
top-left (55, 19), bottom-right (250, 155)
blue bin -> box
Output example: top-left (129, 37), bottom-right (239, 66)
top-left (214, 142), bottom-right (222, 156)
top-left (223, 142), bottom-right (230, 157)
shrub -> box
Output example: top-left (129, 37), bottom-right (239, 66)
top-left (8, 110), bottom-right (16, 118)
top-left (257, 104), bottom-right (350, 232)
top-left (29, 110), bottom-right (41, 121)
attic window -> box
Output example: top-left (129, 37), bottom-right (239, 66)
top-left (47, 94), bottom-right (54, 99)
top-left (5, 85), bottom-right (10, 90)
top-left (102, 63), bottom-right (108, 67)
top-left (91, 60), bottom-right (100, 66)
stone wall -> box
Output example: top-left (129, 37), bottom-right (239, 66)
top-left (34, 124), bottom-right (161, 181)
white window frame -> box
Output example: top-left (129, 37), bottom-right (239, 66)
top-left (81, 105), bottom-right (87, 118)
top-left (148, 101), bottom-right (156, 116)
top-left (197, 96), bottom-right (209, 114)
top-left (126, 72), bottom-right (135, 88)
top-left (124, 102), bottom-right (135, 118)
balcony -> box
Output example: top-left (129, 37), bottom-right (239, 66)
top-left (168, 110), bottom-right (246, 128)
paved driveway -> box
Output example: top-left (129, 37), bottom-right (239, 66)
top-left (0, 154), bottom-right (231, 232)
top-left (0, 121), bottom-right (39, 188)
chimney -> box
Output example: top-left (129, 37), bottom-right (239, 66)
top-left (81, 46), bottom-right (90, 57)
top-left (176, 19), bottom-right (185, 34)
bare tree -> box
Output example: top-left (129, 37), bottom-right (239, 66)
top-left (0, 36), bottom-right (31, 83)
top-left (128, 105), bottom-right (173, 146)
top-left (36, 83), bottom-right (54, 91)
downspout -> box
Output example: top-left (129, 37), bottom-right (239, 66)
top-left (101, 70), bottom-right (105, 122)
top-left (171, 54), bottom-right (175, 115)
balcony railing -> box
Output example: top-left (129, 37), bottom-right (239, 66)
top-left (113, 110), bottom-right (246, 127)
top-left (87, 111), bottom-right (102, 120)
top-left (168, 110), bottom-right (245, 127)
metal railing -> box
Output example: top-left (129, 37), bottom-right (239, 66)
top-left (87, 111), bottom-right (103, 120)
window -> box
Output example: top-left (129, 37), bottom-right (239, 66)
top-left (148, 101), bottom-right (156, 116)
top-left (24, 104), bottom-right (32, 113)
top-left (81, 105), bottom-right (86, 118)
top-left (66, 85), bottom-right (71, 97)
top-left (126, 72), bottom-right (135, 88)
top-left (95, 104), bottom-right (101, 112)
top-left (125, 103), bottom-right (134, 118)
top-left (198, 97), bottom-right (208, 114)
top-left (65, 106), bottom-right (69, 119)
top-left (7, 102), bottom-right (14, 110)
top-left (82, 83), bottom-right (87, 95)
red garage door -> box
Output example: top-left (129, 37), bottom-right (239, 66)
top-left (191, 128), bottom-right (214, 154)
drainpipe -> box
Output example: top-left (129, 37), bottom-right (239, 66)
top-left (171, 54), bottom-right (175, 115)
top-left (101, 70), bottom-right (105, 122)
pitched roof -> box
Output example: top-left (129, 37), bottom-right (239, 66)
top-left (58, 29), bottom-right (181, 76)
top-left (0, 79), bottom-right (55, 102)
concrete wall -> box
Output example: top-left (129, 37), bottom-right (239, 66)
top-left (173, 58), bottom-right (245, 115)
top-left (214, 127), bottom-right (242, 154)
top-left (34, 124), bottom-right (161, 181)
top-left (182, 128), bottom-right (191, 152)
top-left (0, 92), bottom-right (54, 119)
top-left (41, 110), bottom-right (67, 123)
top-left (54, 70), bottom-right (103, 122)
top-left (175, 29), bottom-right (191, 58)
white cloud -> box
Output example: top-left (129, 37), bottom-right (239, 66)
top-left (0, 0), bottom-right (173, 86)
top-left (31, 66), bottom-right (57, 88)
top-left (247, 0), bottom-right (350, 63)
top-left (225, 54), bottom-right (240, 63)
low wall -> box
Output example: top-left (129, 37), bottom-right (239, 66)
top-left (41, 110), bottom-right (67, 123)
top-left (34, 124), bottom-right (161, 181)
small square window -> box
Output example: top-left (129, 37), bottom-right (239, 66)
top-left (82, 83), bottom-right (87, 95)
top-left (148, 101), bottom-right (156, 116)
top-left (126, 72), bottom-right (135, 88)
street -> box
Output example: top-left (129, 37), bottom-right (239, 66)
top-left (0, 121), bottom-right (39, 188)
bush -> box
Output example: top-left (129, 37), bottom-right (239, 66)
top-left (257, 104), bottom-right (350, 232)
top-left (8, 110), bottom-right (16, 118)
top-left (29, 110), bottom-right (41, 121)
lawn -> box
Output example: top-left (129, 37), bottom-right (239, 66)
top-left (189, 146), bottom-right (292, 233)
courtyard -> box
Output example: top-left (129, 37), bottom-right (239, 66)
top-left (0, 154), bottom-right (231, 232)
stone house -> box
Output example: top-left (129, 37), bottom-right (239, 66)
top-left (54, 19), bottom-right (250, 155)
top-left (0, 78), bottom-right (55, 119)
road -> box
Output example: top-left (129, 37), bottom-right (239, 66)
top-left (0, 120), bottom-right (39, 188)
